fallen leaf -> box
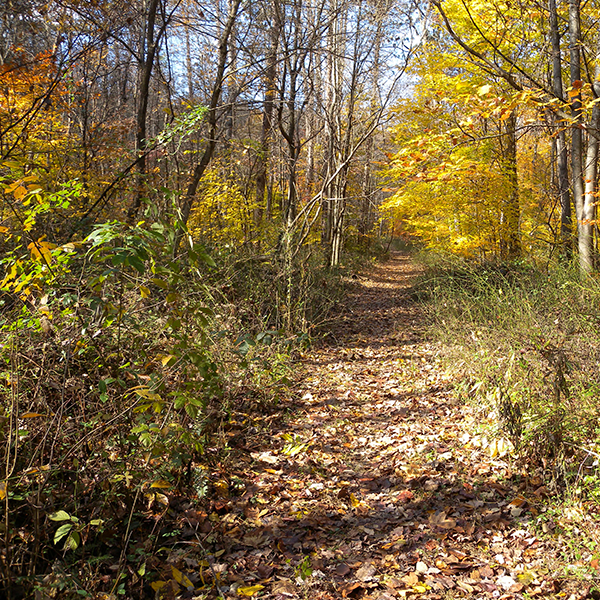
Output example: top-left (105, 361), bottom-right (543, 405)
top-left (171, 566), bottom-right (193, 590)
top-left (415, 561), bottom-right (428, 573)
top-left (497, 575), bottom-right (516, 591)
top-left (356, 564), bottom-right (376, 581)
top-left (401, 572), bottom-right (419, 586)
top-left (272, 579), bottom-right (296, 595)
top-left (479, 565), bottom-right (494, 578)
top-left (251, 452), bottom-right (278, 464)
top-left (150, 581), bottom-right (167, 592)
top-left (385, 577), bottom-right (404, 590)
top-left (429, 511), bottom-right (457, 529)
top-left (517, 570), bottom-right (536, 585)
top-left (214, 480), bottom-right (229, 497)
top-left (508, 495), bottom-right (527, 508)
top-left (340, 581), bottom-right (362, 597)
top-left (335, 563), bottom-right (351, 576)
top-left (237, 584), bottom-right (265, 596)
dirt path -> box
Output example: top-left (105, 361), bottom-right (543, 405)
top-left (189, 253), bottom-right (585, 600)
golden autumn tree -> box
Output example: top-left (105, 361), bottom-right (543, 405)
top-left (384, 0), bottom-right (573, 261)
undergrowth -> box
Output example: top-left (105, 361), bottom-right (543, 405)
top-left (415, 252), bottom-right (600, 495)
top-left (0, 209), bottom-right (350, 598)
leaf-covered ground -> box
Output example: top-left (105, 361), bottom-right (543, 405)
top-left (158, 253), bottom-right (598, 600)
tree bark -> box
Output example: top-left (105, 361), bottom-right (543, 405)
top-left (500, 111), bottom-right (520, 259)
top-left (568, 0), bottom-right (589, 272)
top-left (128, 0), bottom-right (161, 221)
top-left (549, 0), bottom-right (572, 253)
top-left (581, 43), bottom-right (600, 271)
top-left (255, 23), bottom-right (279, 226)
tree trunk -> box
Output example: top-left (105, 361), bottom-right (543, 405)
top-left (255, 24), bottom-right (278, 226)
top-left (568, 0), bottom-right (589, 272)
top-left (128, 0), bottom-right (161, 222)
top-left (581, 43), bottom-right (600, 271)
top-left (500, 111), bottom-right (520, 259)
top-left (549, 0), bottom-right (572, 253)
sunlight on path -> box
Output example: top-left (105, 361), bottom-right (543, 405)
top-left (208, 253), bottom-right (577, 600)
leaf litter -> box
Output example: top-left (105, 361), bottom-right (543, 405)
top-left (158, 253), bottom-right (599, 599)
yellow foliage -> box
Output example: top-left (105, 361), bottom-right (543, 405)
top-left (188, 163), bottom-right (260, 245)
top-left (383, 25), bottom-right (559, 259)
top-left (0, 54), bottom-right (70, 176)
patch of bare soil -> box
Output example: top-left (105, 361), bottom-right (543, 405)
top-left (165, 253), bottom-right (595, 600)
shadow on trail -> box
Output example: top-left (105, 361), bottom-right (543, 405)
top-left (214, 383), bottom-right (533, 599)
top-left (198, 252), bottom-right (557, 599)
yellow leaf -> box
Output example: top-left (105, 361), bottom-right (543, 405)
top-left (160, 354), bottom-right (176, 367)
top-left (214, 480), bottom-right (229, 498)
top-left (412, 584), bottom-right (429, 593)
top-left (39, 307), bottom-right (52, 318)
top-left (350, 493), bottom-right (360, 507)
top-left (517, 570), bottom-right (536, 585)
top-left (155, 493), bottom-right (169, 506)
top-left (150, 480), bottom-right (171, 489)
top-left (477, 84), bottom-right (492, 96)
top-left (139, 285), bottom-right (151, 299)
top-left (237, 584), bottom-right (265, 596)
top-left (150, 581), bottom-right (167, 592)
top-left (21, 412), bottom-right (45, 418)
top-left (0, 481), bottom-right (6, 500)
top-left (13, 185), bottom-right (28, 200)
top-left (28, 239), bottom-right (55, 264)
top-left (171, 566), bottom-right (194, 590)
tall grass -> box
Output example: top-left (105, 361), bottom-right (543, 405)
top-left (416, 253), bottom-right (600, 491)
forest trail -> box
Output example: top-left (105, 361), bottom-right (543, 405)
top-left (188, 253), bottom-right (583, 600)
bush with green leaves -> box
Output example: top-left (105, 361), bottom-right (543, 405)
top-left (0, 163), bottom-right (354, 597)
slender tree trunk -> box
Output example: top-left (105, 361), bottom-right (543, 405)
top-left (581, 43), bottom-right (600, 270)
top-left (128, 0), bottom-right (161, 221)
top-left (549, 0), bottom-right (572, 253)
top-left (255, 24), bottom-right (278, 226)
top-left (568, 0), bottom-right (589, 272)
top-left (500, 111), bottom-right (520, 259)
top-left (185, 17), bottom-right (194, 100)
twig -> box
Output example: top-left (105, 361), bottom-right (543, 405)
top-left (184, 517), bottom-right (226, 599)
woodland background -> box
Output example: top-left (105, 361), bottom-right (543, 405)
top-left (3, 0), bottom-right (600, 597)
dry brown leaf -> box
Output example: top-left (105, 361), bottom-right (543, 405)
top-left (479, 565), bottom-right (494, 578)
top-left (340, 581), bottom-right (363, 597)
top-left (429, 511), bottom-right (457, 529)
top-left (401, 572), bottom-right (419, 586)
top-left (356, 564), bottom-right (376, 581)
top-left (271, 579), bottom-right (296, 596)
top-left (335, 563), bottom-right (351, 576)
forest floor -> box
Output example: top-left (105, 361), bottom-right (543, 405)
top-left (162, 253), bottom-right (598, 600)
